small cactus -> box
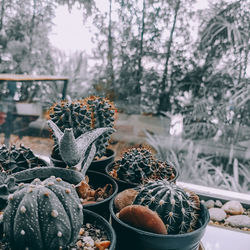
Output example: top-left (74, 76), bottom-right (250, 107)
top-left (113, 146), bottom-right (177, 184)
top-left (0, 144), bottom-right (47, 174)
top-left (48, 120), bottom-right (115, 175)
top-left (0, 172), bottom-right (17, 210)
top-left (3, 176), bottom-right (83, 250)
top-left (49, 96), bottom-right (116, 162)
top-left (133, 180), bottom-right (200, 234)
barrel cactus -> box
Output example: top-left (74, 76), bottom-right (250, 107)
top-left (113, 146), bottom-right (177, 184)
top-left (3, 176), bottom-right (83, 250)
top-left (0, 144), bottom-right (47, 174)
top-left (49, 96), bottom-right (116, 164)
top-left (133, 180), bottom-right (200, 234)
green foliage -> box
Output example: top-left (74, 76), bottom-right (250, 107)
top-left (3, 176), bottom-right (83, 250)
top-left (133, 180), bottom-right (200, 234)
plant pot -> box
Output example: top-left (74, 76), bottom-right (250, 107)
top-left (88, 148), bottom-right (116, 173)
top-left (83, 170), bottom-right (118, 220)
top-left (105, 161), bottom-right (179, 192)
top-left (109, 196), bottom-right (209, 250)
top-left (83, 209), bottom-right (116, 250)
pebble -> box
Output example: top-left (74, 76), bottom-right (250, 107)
top-left (205, 200), bottom-right (215, 209)
top-left (222, 200), bottom-right (244, 215)
top-left (225, 215), bottom-right (250, 228)
top-left (214, 200), bottom-right (223, 208)
top-left (209, 208), bottom-right (227, 222)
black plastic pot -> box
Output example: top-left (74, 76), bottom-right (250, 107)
top-left (83, 170), bottom-right (118, 220)
top-left (105, 161), bottom-right (179, 192)
top-left (109, 196), bottom-right (209, 250)
top-left (83, 209), bottom-right (116, 250)
top-left (88, 148), bottom-right (115, 174)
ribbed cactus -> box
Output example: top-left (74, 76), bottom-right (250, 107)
top-left (116, 147), bottom-right (156, 184)
top-left (3, 176), bottom-right (83, 250)
top-left (133, 180), bottom-right (200, 234)
top-left (0, 144), bottom-right (47, 174)
top-left (0, 172), bottom-right (17, 210)
top-left (49, 96), bottom-right (115, 161)
top-left (48, 120), bottom-right (115, 175)
top-left (114, 147), bottom-right (177, 184)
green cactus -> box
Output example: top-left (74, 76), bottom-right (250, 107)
top-left (0, 172), bottom-right (17, 210)
top-left (3, 176), bottom-right (83, 250)
top-left (49, 96), bottom-right (116, 163)
top-left (48, 120), bottom-right (115, 175)
top-left (114, 147), bottom-right (177, 184)
top-left (0, 144), bottom-right (47, 174)
top-left (116, 147), bottom-right (156, 184)
top-left (133, 180), bottom-right (200, 234)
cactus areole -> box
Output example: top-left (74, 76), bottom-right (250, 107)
top-left (133, 180), bottom-right (200, 234)
top-left (3, 176), bottom-right (83, 250)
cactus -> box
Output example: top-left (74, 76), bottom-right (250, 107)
top-left (114, 146), bottom-right (177, 184)
top-left (3, 176), bottom-right (83, 250)
top-left (0, 172), bottom-right (17, 210)
top-left (0, 144), bottom-right (47, 174)
top-left (49, 96), bottom-right (116, 162)
top-left (133, 180), bottom-right (200, 234)
top-left (116, 147), bottom-right (156, 184)
top-left (48, 120), bottom-right (115, 175)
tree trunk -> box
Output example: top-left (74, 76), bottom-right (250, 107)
top-left (107, 0), bottom-right (115, 100)
top-left (134, 0), bottom-right (146, 97)
top-left (158, 0), bottom-right (181, 113)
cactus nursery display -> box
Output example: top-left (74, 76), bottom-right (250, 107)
top-left (49, 96), bottom-right (116, 168)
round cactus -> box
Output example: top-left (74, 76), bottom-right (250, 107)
top-left (49, 96), bottom-right (116, 162)
top-left (116, 147), bottom-right (156, 184)
top-left (0, 144), bottom-right (47, 174)
top-left (151, 160), bottom-right (177, 182)
top-left (133, 180), bottom-right (200, 234)
top-left (3, 176), bottom-right (83, 250)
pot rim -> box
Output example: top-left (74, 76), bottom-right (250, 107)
top-left (109, 195), bottom-right (210, 239)
top-left (92, 148), bottom-right (116, 163)
top-left (105, 160), bottom-right (179, 186)
top-left (82, 170), bottom-right (118, 208)
top-left (83, 209), bottom-right (117, 250)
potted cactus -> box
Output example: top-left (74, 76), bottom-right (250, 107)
top-left (48, 96), bottom-right (116, 173)
top-left (106, 146), bottom-right (178, 191)
top-left (110, 180), bottom-right (209, 250)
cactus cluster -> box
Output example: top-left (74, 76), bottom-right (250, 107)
top-left (3, 176), bottom-right (83, 250)
top-left (113, 146), bottom-right (177, 184)
top-left (0, 144), bottom-right (47, 174)
top-left (133, 180), bottom-right (200, 234)
top-left (49, 96), bottom-right (115, 163)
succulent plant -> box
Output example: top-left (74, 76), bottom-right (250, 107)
top-left (0, 144), bottom-right (47, 174)
top-left (0, 172), bottom-right (17, 210)
top-left (113, 146), bottom-right (177, 184)
top-left (133, 180), bottom-right (200, 234)
top-left (3, 176), bottom-right (83, 250)
top-left (48, 120), bottom-right (115, 175)
top-left (49, 96), bottom-right (116, 163)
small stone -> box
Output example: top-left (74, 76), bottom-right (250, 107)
top-left (209, 208), bottom-right (227, 222)
top-left (114, 189), bottom-right (138, 211)
top-left (214, 200), bottom-right (223, 208)
top-left (95, 240), bottom-right (111, 250)
top-left (205, 200), bottom-right (215, 209)
top-left (225, 215), bottom-right (250, 228)
top-left (79, 228), bottom-right (85, 235)
top-left (222, 200), bottom-right (244, 215)
top-left (83, 236), bottom-right (95, 247)
top-left (76, 240), bottom-right (83, 247)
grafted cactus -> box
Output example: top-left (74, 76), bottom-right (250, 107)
top-left (133, 180), bottom-right (200, 234)
top-left (49, 96), bottom-right (115, 161)
top-left (0, 144), bottom-right (47, 174)
top-left (3, 176), bottom-right (83, 250)
top-left (48, 120), bottom-right (115, 175)
top-left (114, 146), bottom-right (177, 184)
top-left (0, 172), bottom-right (17, 210)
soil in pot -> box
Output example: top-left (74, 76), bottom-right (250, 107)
top-left (88, 148), bottom-right (116, 174)
top-left (110, 196), bottom-right (209, 250)
top-left (77, 170), bottom-right (118, 220)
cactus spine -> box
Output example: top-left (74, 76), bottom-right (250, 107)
top-left (133, 180), bottom-right (200, 234)
top-left (3, 176), bottom-right (83, 250)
